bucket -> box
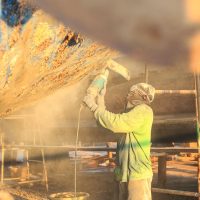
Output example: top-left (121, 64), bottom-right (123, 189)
top-left (49, 192), bottom-right (90, 200)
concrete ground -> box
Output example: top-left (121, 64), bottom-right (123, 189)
top-left (0, 158), bottom-right (198, 200)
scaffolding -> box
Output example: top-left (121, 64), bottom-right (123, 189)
top-left (0, 69), bottom-right (199, 198)
top-left (0, 114), bottom-right (48, 192)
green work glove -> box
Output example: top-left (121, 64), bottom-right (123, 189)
top-left (97, 79), bottom-right (107, 109)
top-left (87, 69), bottom-right (109, 97)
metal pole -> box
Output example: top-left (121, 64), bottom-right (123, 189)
top-left (156, 90), bottom-right (196, 94)
top-left (75, 105), bottom-right (83, 197)
top-left (145, 64), bottom-right (148, 83)
top-left (195, 73), bottom-right (200, 200)
top-left (1, 145), bottom-right (200, 153)
top-left (26, 150), bottom-right (30, 180)
top-left (1, 134), bottom-right (4, 184)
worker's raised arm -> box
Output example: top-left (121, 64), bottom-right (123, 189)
top-left (94, 104), bottom-right (153, 134)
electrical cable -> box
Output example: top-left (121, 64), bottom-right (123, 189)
top-left (74, 104), bottom-right (83, 198)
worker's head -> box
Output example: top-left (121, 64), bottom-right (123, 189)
top-left (127, 83), bottom-right (155, 108)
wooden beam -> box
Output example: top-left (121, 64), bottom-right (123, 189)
top-left (152, 188), bottom-right (200, 197)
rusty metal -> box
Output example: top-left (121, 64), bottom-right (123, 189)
top-left (31, 0), bottom-right (199, 67)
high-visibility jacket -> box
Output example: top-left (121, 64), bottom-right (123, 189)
top-left (94, 104), bottom-right (153, 182)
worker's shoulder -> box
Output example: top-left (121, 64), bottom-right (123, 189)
top-left (132, 104), bottom-right (153, 114)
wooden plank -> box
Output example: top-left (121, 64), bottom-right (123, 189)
top-left (152, 188), bottom-right (200, 197)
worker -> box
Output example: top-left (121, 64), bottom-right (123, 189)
top-left (83, 70), bottom-right (155, 200)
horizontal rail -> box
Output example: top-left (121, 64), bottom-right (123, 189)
top-left (1, 114), bottom-right (34, 120)
top-left (1, 145), bottom-right (199, 153)
top-left (29, 160), bottom-right (43, 163)
top-left (156, 90), bottom-right (196, 95)
top-left (3, 177), bottom-right (21, 181)
top-left (18, 179), bottom-right (44, 184)
top-left (152, 188), bottom-right (200, 197)
top-left (152, 147), bottom-right (199, 154)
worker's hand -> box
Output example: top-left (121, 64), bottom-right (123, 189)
top-left (83, 94), bottom-right (98, 112)
top-left (97, 94), bottom-right (105, 109)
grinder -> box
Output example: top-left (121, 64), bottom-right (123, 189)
top-left (86, 59), bottom-right (131, 99)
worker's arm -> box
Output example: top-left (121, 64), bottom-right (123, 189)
top-left (94, 104), bottom-right (152, 133)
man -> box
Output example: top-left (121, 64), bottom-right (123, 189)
top-left (84, 71), bottom-right (155, 200)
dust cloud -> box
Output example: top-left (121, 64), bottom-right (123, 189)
top-left (33, 78), bottom-right (93, 146)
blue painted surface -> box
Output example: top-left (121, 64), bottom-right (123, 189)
top-left (0, 0), bottom-right (2, 42)
top-left (21, 7), bottom-right (32, 25)
top-left (2, 0), bottom-right (19, 26)
top-left (0, 0), bottom-right (2, 18)
top-left (1, 0), bottom-right (33, 27)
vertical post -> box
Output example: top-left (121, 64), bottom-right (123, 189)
top-left (41, 149), bottom-right (48, 192)
top-left (33, 131), bottom-right (36, 145)
top-left (26, 150), bottom-right (30, 180)
top-left (107, 142), bottom-right (113, 160)
top-left (194, 73), bottom-right (200, 199)
top-left (1, 134), bottom-right (4, 185)
top-left (186, 0), bottom-right (200, 197)
top-left (145, 64), bottom-right (148, 83)
top-left (157, 154), bottom-right (167, 187)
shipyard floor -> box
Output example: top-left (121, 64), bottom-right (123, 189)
top-left (0, 158), bottom-right (198, 200)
